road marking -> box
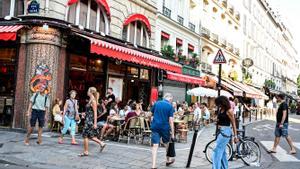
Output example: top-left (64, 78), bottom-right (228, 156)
top-left (260, 141), bottom-right (300, 162)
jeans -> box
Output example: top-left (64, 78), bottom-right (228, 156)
top-left (61, 116), bottom-right (76, 136)
top-left (212, 126), bottom-right (232, 169)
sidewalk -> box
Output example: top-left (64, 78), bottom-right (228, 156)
top-left (0, 124), bottom-right (248, 169)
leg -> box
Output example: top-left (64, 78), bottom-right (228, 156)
top-left (152, 144), bottom-right (159, 168)
top-left (83, 137), bottom-right (89, 154)
top-left (270, 137), bottom-right (280, 152)
top-left (37, 127), bottom-right (43, 144)
top-left (70, 119), bottom-right (77, 144)
top-left (286, 136), bottom-right (296, 153)
top-left (105, 125), bottom-right (115, 137)
top-left (220, 147), bottom-right (229, 169)
top-left (25, 127), bottom-right (34, 145)
top-left (59, 116), bottom-right (71, 143)
top-left (212, 132), bottom-right (230, 169)
top-left (100, 124), bottom-right (108, 140)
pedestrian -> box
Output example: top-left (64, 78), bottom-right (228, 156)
top-left (267, 94), bottom-right (296, 154)
top-left (212, 96), bottom-right (238, 169)
top-left (200, 103), bottom-right (210, 126)
top-left (193, 103), bottom-right (201, 124)
top-left (52, 98), bottom-right (63, 124)
top-left (79, 87), bottom-right (106, 157)
top-left (58, 90), bottom-right (80, 145)
top-left (151, 93), bottom-right (175, 169)
top-left (24, 85), bottom-right (50, 145)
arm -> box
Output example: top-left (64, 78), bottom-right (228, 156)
top-left (227, 109), bottom-right (238, 142)
top-left (63, 101), bottom-right (68, 116)
top-left (169, 117), bottom-right (175, 139)
top-left (280, 110), bottom-right (287, 126)
top-left (26, 102), bottom-right (33, 116)
top-left (91, 100), bottom-right (98, 128)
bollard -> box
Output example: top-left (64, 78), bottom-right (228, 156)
top-left (249, 110), bottom-right (252, 122)
top-left (255, 109), bottom-right (258, 121)
top-left (186, 127), bottom-right (199, 168)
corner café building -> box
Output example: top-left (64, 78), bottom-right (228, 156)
top-left (0, 1), bottom-right (205, 129)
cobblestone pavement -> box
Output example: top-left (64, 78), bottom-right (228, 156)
top-left (0, 124), bottom-right (246, 169)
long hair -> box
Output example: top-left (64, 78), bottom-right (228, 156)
top-left (215, 96), bottom-right (231, 112)
top-left (88, 87), bottom-right (99, 105)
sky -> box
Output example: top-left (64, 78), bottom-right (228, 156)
top-left (267, 0), bottom-right (300, 60)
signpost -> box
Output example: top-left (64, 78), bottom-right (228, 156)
top-left (186, 49), bottom-right (226, 168)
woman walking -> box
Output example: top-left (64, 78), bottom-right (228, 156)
top-left (212, 96), bottom-right (238, 169)
top-left (79, 87), bottom-right (106, 157)
top-left (58, 90), bottom-right (79, 145)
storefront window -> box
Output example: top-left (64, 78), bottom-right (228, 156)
top-left (109, 62), bottom-right (126, 75)
top-left (127, 66), bottom-right (139, 78)
top-left (140, 69), bottom-right (149, 80)
top-left (70, 54), bottom-right (87, 71)
top-left (0, 48), bottom-right (16, 95)
top-left (88, 58), bottom-right (103, 72)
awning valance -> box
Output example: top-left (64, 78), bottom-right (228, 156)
top-left (167, 71), bottom-right (206, 85)
top-left (68, 0), bottom-right (111, 18)
top-left (79, 34), bottom-right (182, 73)
top-left (0, 25), bottom-right (23, 41)
top-left (124, 14), bottom-right (151, 34)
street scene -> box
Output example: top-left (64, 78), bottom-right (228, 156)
top-left (1, 0), bottom-right (300, 169)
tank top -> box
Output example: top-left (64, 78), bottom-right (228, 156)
top-left (217, 110), bottom-right (231, 126)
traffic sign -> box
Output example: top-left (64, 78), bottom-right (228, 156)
top-left (213, 49), bottom-right (227, 64)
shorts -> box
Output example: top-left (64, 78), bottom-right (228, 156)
top-left (97, 121), bottom-right (106, 127)
top-left (151, 128), bottom-right (170, 144)
top-left (275, 123), bottom-right (288, 137)
top-left (30, 109), bottom-right (46, 128)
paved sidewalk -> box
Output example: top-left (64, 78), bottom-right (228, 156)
top-left (0, 125), bottom-right (246, 169)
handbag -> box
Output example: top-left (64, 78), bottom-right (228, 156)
top-left (167, 138), bottom-right (176, 157)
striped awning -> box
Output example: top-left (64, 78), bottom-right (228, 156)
top-left (0, 25), bottom-right (23, 41)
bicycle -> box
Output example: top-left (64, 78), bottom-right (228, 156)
top-left (203, 125), bottom-right (261, 166)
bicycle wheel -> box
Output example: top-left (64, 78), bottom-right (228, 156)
top-left (204, 139), bottom-right (233, 164)
top-left (237, 139), bottom-right (261, 166)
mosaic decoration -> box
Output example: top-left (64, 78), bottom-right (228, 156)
top-left (30, 64), bottom-right (52, 94)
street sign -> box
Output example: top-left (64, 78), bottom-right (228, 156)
top-left (27, 0), bottom-right (40, 14)
top-left (213, 49), bottom-right (227, 64)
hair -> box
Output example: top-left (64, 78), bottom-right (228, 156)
top-left (130, 102), bottom-right (137, 111)
top-left (278, 94), bottom-right (285, 100)
top-left (110, 102), bottom-right (118, 112)
top-left (215, 96), bottom-right (231, 112)
top-left (163, 93), bottom-right (173, 101)
top-left (88, 87), bottom-right (99, 105)
top-left (69, 90), bottom-right (77, 95)
top-left (108, 87), bottom-right (113, 91)
top-left (201, 102), bottom-right (208, 107)
top-left (229, 97), bottom-right (234, 101)
top-left (54, 98), bottom-right (60, 105)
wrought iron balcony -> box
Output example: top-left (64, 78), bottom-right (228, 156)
top-left (177, 15), bottom-right (184, 25)
top-left (228, 4), bottom-right (234, 15)
top-left (222, 0), bottom-right (227, 8)
top-left (163, 6), bottom-right (171, 18)
top-left (201, 27), bottom-right (210, 38)
top-left (188, 22), bottom-right (195, 32)
top-left (235, 12), bottom-right (240, 21)
top-left (211, 33), bottom-right (219, 43)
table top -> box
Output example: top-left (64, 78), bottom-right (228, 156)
top-left (111, 116), bottom-right (125, 121)
top-left (174, 119), bottom-right (184, 123)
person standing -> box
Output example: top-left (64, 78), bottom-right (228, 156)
top-left (200, 103), bottom-right (210, 127)
top-left (268, 94), bottom-right (296, 154)
top-left (105, 87), bottom-right (115, 110)
top-left (151, 93), bottom-right (175, 169)
top-left (24, 85), bottom-right (50, 145)
top-left (212, 96), bottom-right (238, 169)
top-left (58, 90), bottom-right (79, 145)
top-left (79, 87), bottom-right (106, 157)
top-left (193, 103), bottom-right (201, 124)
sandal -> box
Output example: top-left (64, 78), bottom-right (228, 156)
top-left (78, 152), bottom-right (89, 157)
top-left (36, 141), bottom-right (42, 145)
top-left (100, 143), bottom-right (106, 153)
top-left (267, 150), bottom-right (277, 154)
top-left (71, 142), bottom-right (79, 145)
top-left (58, 138), bottom-right (63, 144)
top-left (24, 141), bottom-right (29, 146)
top-left (290, 150), bottom-right (297, 155)
top-left (166, 159), bottom-right (175, 166)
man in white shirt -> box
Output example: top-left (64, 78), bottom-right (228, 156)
top-left (200, 103), bottom-right (210, 126)
top-left (193, 103), bottom-right (201, 124)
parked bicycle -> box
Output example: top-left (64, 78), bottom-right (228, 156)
top-left (203, 124), bottom-right (261, 166)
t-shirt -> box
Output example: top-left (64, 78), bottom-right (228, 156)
top-left (193, 107), bottom-right (201, 121)
top-left (151, 100), bottom-right (174, 131)
top-left (125, 111), bottom-right (137, 123)
top-left (276, 102), bottom-right (289, 124)
top-left (106, 94), bottom-right (115, 107)
top-left (52, 104), bottom-right (60, 117)
top-left (65, 99), bottom-right (78, 119)
top-left (30, 93), bottom-right (50, 111)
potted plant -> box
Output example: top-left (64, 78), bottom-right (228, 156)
top-left (185, 57), bottom-right (190, 65)
top-left (174, 54), bottom-right (179, 62)
top-left (161, 45), bottom-right (175, 59)
top-left (179, 54), bottom-right (185, 63)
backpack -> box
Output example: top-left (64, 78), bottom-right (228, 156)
top-left (32, 92), bottom-right (48, 108)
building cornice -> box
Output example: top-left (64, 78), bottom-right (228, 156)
top-left (129, 0), bottom-right (157, 13)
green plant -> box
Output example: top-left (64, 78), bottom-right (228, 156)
top-left (161, 45), bottom-right (175, 58)
top-left (264, 80), bottom-right (276, 89)
top-left (192, 53), bottom-right (198, 58)
top-left (194, 57), bottom-right (200, 65)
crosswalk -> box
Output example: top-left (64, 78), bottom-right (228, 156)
top-left (260, 141), bottom-right (300, 162)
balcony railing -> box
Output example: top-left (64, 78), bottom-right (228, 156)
top-left (188, 22), bottom-right (195, 32)
top-left (163, 6), bottom-right (171, 18)
top-left (177, 15), bottom-right (184, 25)
top-left (235, 12), bottom-right (240, 21)
top-left (227, 43), bottom-right (234, 52)
top-left (211, 33), bottom-right (219, 43)
top-left (233, 48), bottom-right (240, 56)
top-left (220, 38), bottom-right (227, 47)
top-left (201, 27), bottom-right (210, 38)
top-left (228, 4), bottom-right (234, 15)
top-left (222, 0), bottom-right (227, 8)
top-left (201, 62), bottom-right (212, 73)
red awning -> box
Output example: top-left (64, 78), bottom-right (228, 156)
top-left (176, 38), bottom-right (183, 45)
top-left (0, 25), bottom-right (23, 41)
top-left (167, 71), bottom-right (206, 85)
top-left (68, 0), bottom-right (111, 18)
top-left (161, 31), bottom-right (170, 39)
top-left (83, 35), bottom-right (181, 73)
top-left (188, 44), bottom-right (194, 51)
top-left (124, 14), bottom-right (151, 34)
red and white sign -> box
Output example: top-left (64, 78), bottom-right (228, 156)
top-left (166, 71), bottom-right (206, 86)
top-left (213, 49), bottom-right (227, 64)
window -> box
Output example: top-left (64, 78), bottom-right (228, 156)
top-left (140, 69), bottom-right (149, 80)
top-left (0, 1), bottom-right (11, 18)
top-left (14, 0), bottom-right (24, 16)
top-left (122, 21), bottom-right (149, 48)
top-left (160, 31), bottom-right (170, 49)
top-left (67, 0), bottom-right (109, 34)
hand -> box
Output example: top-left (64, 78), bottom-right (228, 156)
top-left (93, 124), bottom-right (97, 129)
top-left (279, 124), bottom-right (283, 128)
top-left (171, 133), bottom-right (175, 139)
top-left (234, 137), bottom-right (239, 143)
top-left (26, 110), bottom-right (30, 117)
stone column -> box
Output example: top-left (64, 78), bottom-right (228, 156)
top-left (13, 26), bottom-right (64, 129)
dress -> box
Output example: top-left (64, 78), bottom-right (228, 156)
top-left (82, 103), bottom-right (99, 138)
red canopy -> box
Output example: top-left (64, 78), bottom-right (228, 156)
top-left (81, 35), bottom-right (181, 73)
top-left (166, 71), bottom-right (206, 85)
top-left (67, 0), bottom-right (111, 18)
top-left (124, 14), bottom-right (151, 34)
top-left (0, 25), bottom-right (23, 41)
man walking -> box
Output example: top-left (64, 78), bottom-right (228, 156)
top-left (151, 93), bottom-right (175, 169)
top-left (268, 94), bottom-right (296, 154)
top-left (24, 85), bottom-right (50, 145)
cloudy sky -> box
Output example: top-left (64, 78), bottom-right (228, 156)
top-left (267, 0), bottom-right (300, 59)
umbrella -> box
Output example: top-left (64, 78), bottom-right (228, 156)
top-left (187, 87), bottom-right (233, 98)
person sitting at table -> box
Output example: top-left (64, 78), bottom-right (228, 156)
top-left (100, 102), bottom-right (119, 140)
top-left (124, 103), bottom-right (139, 123)
top-left (201, 103), bottom-right (210, 126)
top-left (97, 100), bottom-right (108, 128)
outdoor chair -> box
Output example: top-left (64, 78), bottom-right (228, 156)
top-left (140, 118), bottom-right (152, 146)
top-left (118, 116), bottom-right (141, 144)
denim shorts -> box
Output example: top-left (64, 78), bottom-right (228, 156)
top-left (275, 123), bottom-right (288, 137)
top-left (151, 128), bottom-right (170, 144)
top-left (30, 109), bottom-right (46, 128)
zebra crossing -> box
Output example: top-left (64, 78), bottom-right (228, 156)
top-left (260, 141), bottom-right (300, 162)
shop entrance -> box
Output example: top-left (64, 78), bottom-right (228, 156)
top-left (0, 42), bottom-right (17, 127)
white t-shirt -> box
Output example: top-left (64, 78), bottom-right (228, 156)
top-left (203, 108), bottom-right (210, 120)
top-left (194, 107), bottom-right (201, 120)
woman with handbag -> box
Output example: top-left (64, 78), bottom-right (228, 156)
top-left (212, 96), bottom-right (238, 169)
top-left (58, 90), bottom-right (80, 145)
